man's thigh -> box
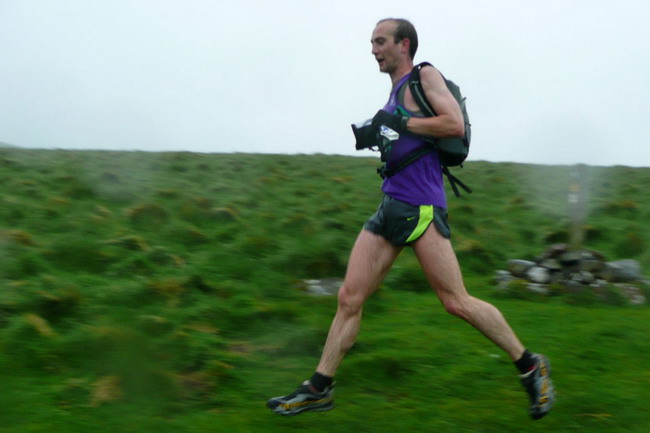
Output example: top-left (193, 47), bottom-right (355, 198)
top-left (411, 224), bottom-right (466, 297)
top-left (342, 229), bottom-right (402, 301)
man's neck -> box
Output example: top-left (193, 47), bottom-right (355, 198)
top-left (389, 61), bottom-right (414, 87)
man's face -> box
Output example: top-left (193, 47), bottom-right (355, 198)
top-left (371, 21), bottom-right (403, 73)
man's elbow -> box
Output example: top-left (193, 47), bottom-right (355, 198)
top-left (441, 115), bottom-right (464, 137)
top-left (450, 121), bottom-right (464, 138)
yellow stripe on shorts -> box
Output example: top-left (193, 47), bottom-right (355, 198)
top-left (405, 205), bottom-right (434, 243)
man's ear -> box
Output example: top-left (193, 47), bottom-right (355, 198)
top-left (400, 38), bottom-right (411, 55)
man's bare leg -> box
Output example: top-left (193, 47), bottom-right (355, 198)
top-left (412, 225), bottom-right (555, 419)
top-left (267, 229), bottom-right (401, 415)
top-left (412, 226), bottom-right (525, 360)
top-left (316, 229), bottom-right (402, 376)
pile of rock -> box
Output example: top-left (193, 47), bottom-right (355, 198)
top-left (495, 244), bottom-right (647, 305)
top-left (300, 278), bottom-right (342, 297)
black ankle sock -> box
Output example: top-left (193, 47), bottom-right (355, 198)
top-left (309, 372), bottom-right (333, 392)
top-left (514, 349), bottom-right (536, 374)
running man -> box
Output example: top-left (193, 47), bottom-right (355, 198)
top-left (267, 18), bottom-right (555, 420)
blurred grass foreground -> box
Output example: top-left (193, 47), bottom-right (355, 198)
top-left (0, 149), bottom-right (649, 433)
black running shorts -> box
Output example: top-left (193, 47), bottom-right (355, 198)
top-left (364, 195), bottom-right (451, 246)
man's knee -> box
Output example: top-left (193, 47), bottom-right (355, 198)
top-left (337, 284), bottom-right (365, 315)
top-left (441, 295), bottom-right (474, 321)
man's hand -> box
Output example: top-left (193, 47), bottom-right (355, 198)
top-left (371, 110), bottom-right (409, 133)
top-left (351, 119), bottom-right (378, 150)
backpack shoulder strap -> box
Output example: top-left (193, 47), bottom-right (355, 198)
top-left (377, 145), bottom-right (433, 179)
top-left (442, 166), bottom-right (473, 197)
top-left (409, 62), bottom-right (436, 117)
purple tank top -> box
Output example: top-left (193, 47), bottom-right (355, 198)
top-left (381, 74), bottom-right (447, 208)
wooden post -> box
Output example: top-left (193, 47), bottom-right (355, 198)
top-left (568, 164), bottom-right (589, 250)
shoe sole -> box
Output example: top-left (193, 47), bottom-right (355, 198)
top-left (270, 402), bottom-right (334, 416)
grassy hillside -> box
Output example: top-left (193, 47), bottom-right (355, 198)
top-left (0, 149), bottom-right (648, 432)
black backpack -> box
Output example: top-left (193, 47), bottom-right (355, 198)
top-left (379, 62), bottom-right (472, 197)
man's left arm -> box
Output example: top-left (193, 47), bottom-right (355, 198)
top-left (406, 66), bottom-right (464, 138)
top-left (372, 66), bottom-right (465, 138)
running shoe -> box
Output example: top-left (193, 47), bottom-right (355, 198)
top-left (520, 353), bottom-right (555, 420)
top-left (267, 380), bottom-right (334, 416)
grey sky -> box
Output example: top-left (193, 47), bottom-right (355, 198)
top-left (1, 0), bottom-right (649, 167)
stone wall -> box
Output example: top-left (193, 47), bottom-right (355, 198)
top-left (495, 243), bottom-right (648, 305)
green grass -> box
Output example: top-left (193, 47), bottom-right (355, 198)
top-left (0, 149), bottom-right (649, 432)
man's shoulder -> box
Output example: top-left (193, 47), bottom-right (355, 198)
top-left (415, 62), bottom-right (441, 77)
top-left (414, 62), bottom-right (446, 90)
